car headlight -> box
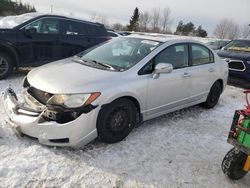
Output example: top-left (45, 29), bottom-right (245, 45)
top-left (47, 92), bottom-right (101, 108)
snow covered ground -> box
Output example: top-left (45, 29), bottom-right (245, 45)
top-left (0, 72), bottom-right (250, 187)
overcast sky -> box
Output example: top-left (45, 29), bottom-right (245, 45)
top-left (23, 0), bottom-right (250, 36)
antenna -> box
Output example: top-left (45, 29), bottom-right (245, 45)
top-left (50, 5), bottom-right (53, 13)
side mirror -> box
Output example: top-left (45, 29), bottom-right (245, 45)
top-left (218, 46), bottom-right (223, 50)
top-left (153, 63), bottom-right (173, 79)
top-left (24, 27), bottom-right (37, 37)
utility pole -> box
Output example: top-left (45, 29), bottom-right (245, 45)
top-left (50, 5), bottom-right (53, 13)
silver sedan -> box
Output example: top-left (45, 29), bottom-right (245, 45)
top-left (2, 34), bottom-right (228, 148)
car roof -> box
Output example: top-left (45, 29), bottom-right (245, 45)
top-left (232, 39), bottom-right (250, 42)
top-left (126, 32), bottom-right (207, 44)
top-left (17, 12), bottom-right (104, 26)
top-left (38, 13), bottom-right (103, 26)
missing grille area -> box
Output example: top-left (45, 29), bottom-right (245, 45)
top-left (28, 87), bottom-right (53, 104)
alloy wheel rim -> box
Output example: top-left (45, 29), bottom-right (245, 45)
top-left (108, 108), bottom-right (129, 132)
top-left (0, 56), bottom-right (9, 75)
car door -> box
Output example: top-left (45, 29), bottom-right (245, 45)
top-left (17, 17), bottom-right (62, 65)
top-left (144, 43), bottom-right (192, 118)
top-left (187, 43), bottom-right (218, 101)
top-left (61, 20), bottom-right (96, 58)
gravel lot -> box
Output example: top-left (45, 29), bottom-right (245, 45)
top-left (0, 72), bottom-right (250, 187)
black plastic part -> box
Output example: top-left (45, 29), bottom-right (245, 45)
top-left (49, 138), bottom-right (69, 143)
top-left (44, 104), bottom-right (98, 124)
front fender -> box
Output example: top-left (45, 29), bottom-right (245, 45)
top-left (0, 40), bottom-right (19, 66)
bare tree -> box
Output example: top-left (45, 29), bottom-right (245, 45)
top-left (89, 11), bottom-right (109, 26)
top-left (151, 8), bottom-right (160, 32)
top-left (90, 11), bottom-right (98, 21)
top-left (112, 23), bottom-right (123, 31)
top-left (214, 19), bottom-right (230, 39)
top-left (142, 11), bottom-right (151, 32)
top-left (227, 23), bottom-right (239, 40)
top-left (241, 25), bottom-right (250, 39)
top-left (214, 19), bottom-right (239, 39)
top-left (160, 7), bottom-right (172, 33)
top-left (98, 14), bottom-right (108, 26)
top-left (138, 12), bottom-right (145, 31)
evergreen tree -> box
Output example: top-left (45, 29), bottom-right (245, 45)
top-left (195, 25), bottom-right (208, 37)
top-left (175, 21), bottom-right (184, 35)
top-left (127, 7), bottom-right (140, 31)
top-left (0, 0), bottom-right (36, 16)
top-left (175, 21), bottom-right (207, 37)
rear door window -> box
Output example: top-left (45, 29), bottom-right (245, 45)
top-left (191, 44), bottom-right (214, 66)
top-left (63, 20), bottom-right (90, 35)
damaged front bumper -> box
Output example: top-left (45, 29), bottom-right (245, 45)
top-left (2, 87), bottom-right (99, 148)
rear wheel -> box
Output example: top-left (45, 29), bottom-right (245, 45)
top-left (202, 81), bottom-right (222, 108)
top-left (0, 52), bottom-right (13, 80)
top-left (97, 99), bottom-right (136, 143)
top-left (222, 147), bottom-right (248, 180)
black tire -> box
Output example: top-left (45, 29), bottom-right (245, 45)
top-left (222, 147), bottom-right (248, 180)
top-left (202, 81), bottom-right (222, 109)
top-left (0, 52), bottom-right (13, 80)
top-left (97, 98), bottom-right (137, 143)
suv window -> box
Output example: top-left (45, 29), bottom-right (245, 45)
top-left (224, 40), bottom-right (250, 52)
top-left (191, 44), bottom-right (214, 65)
top-left (63, 20), bottom-right (90, 35)
top-left (26, 18), bottom-right (60, 34)
top-left (155, 44), bottom-right (188, 69)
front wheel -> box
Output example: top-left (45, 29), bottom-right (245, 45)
top-left (222, 147), bottom-right (248, 180)
top-left (202, 81), bottom-right (222, 108)
top-left (97, 99), bottom-right (137, 143)
top-left (0, 52), bottom-right (13, 80)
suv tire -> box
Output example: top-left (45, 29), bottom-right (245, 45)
top-left (0, 52), bottom-right (13, 80)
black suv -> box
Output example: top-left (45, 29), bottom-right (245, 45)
top-left (217, 40), bottom-right (250, 84)
top-left (0, 13), bottom-right (110, 79)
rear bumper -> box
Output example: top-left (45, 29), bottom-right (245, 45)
top-left (2, 87), bottom-right (98, 148)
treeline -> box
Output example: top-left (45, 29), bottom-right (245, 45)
top-left (214, 19), bottom-right (250, 40)
top-left (0, 0), bottom-right (36, 16)
top-left (111, 7), bottom-right (208, 38)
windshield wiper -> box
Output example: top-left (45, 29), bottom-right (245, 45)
top-left (90, 60), bottom-right (116, 71)
top-left (72, 58), bottom-right (94, 66)
top-left (72, 57), bottom-right (123, 71)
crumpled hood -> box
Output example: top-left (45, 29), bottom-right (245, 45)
top-left (27, 58), bottom-right (120, 94)
top-left (217, 50), bottom-right (250, 61)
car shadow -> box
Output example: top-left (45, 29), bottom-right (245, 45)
top-left (228, 78), bottom-right (250, 89)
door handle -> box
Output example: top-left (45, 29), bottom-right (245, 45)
top-left (183, 72), bottom-right (191, 78)
top-left (208, 68), bottom-right (215, 72)
top-left (55, 38), bottom-right (61, 43)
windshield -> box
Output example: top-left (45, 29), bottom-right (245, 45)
top-left (78, 37), bottom-right (161, 71)
top-left (224, 40), bottom-right (250, 52)
top-left (0, 12), bottom-right (40, 29)
top-left (207, 40), bottom-right (229, 46)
